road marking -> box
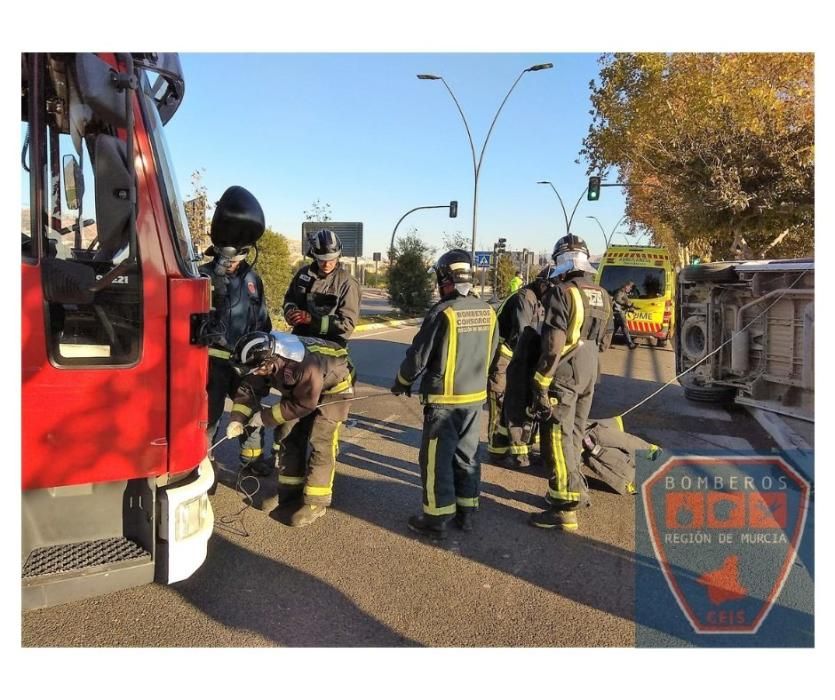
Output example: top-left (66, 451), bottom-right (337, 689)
top-left (355, 326), bottom-right (418, 338)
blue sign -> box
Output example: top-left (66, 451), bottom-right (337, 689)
top-left (474, 251), bottom-right (493, 268)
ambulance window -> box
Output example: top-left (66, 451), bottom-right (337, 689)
top-left (34, 55), bottom-right (142, 367)
top-left (599, 265), bottom-right (666, 299)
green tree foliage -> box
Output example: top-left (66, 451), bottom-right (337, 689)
top-left (581, 53), bottom-right (814, 260)
top-left (495, 253), bottom-right (516, 298)
top-left (387, 232), bottom-right (434, 314)
top-left (253, 228), bottom-right (293, 328)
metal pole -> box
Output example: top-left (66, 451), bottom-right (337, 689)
top-left (420, 64), bottom-right (552, 260)
top-left (538, 181), bottom-right (570, 234)
top-left (389, 204), bottom-right (452, 261)
top-left (586, 215), bottom-right (607, 252)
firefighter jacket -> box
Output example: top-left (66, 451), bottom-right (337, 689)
top-left (533, 272), bottom-right (612, 392)
top-left (495, 285), bottom-right (543, 361)
top-left (230, 337), bottom-right (355, 426)
top-left (283, 262), bottom-right (360, 347)
top-left (396, 292), bottom-right (498, 408)
top-left (199, 260), bottom-right (272, 359)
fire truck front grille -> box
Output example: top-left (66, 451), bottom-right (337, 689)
top-left (23, 538), bottom-right (150, 579)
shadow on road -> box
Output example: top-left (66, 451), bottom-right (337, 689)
top-left (173, 533), bottom-right (421, 647)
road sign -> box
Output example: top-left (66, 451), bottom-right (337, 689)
top-left (474, 251), bottom-right (493, 268)
top-left (302, 222), bottom-right (364, 258)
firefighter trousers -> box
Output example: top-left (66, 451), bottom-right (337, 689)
top-left (542, 342), bottom-right (598, 510)
top-left (486, 353), bottom-right (510, 443)
top-left (279, 412), bottom-right (342, 507)
top-left (207, 357), bottom-right (264, 462)
top-left (419, 405), bottom-right (481, 522)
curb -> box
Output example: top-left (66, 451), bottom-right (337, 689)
top-left (355, 317), bottom-right (424, 332)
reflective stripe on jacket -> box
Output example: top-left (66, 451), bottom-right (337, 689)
top-left (398, 292), bottom-right (498, 407)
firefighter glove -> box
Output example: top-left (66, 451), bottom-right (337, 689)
top-left (286, 309), bottom-right (312, 326)
top-left (530, 390), bottom-right (553, 421)
top-left (390, 379), bottom-right (412, 397)
top-left (226, 421), bottom-right (245, 439)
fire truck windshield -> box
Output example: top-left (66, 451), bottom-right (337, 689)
top-left (138, 74), bottom-right (199, 277)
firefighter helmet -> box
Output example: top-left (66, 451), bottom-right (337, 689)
top-left (550, 234), bottom-right (596, 276)
top-left (233, 331), bottom-right (305, 369)
top-left (433, 248), bottom-right (473, 287)
top-left (307, 229), bottom-right (343, 262)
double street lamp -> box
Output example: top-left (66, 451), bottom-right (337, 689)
top-left (536, 180), bottom-right (589, 235)
top-left (418, 62), bottom-right (553, 259)
top-left (586, 214), bottom-right (629, 250)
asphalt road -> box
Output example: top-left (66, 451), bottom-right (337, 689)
top-left (22, 327), bottom-right (796, 647)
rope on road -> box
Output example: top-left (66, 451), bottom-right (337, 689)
top-left (214, 467), bottom-right (261, 537)
top-left (618, 271), bottom-right (808, 419)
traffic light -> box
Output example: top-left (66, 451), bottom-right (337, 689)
top-left (449, 200), bottom-right (458, 218)
top-left (587, 176), bottom-right (601, 201)
top-left (495, 237), bottom-right (507, 254)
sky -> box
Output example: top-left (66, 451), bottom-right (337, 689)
top-left (163, 52), bottom-right (629, 258)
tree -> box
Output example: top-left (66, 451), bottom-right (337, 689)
top-left (387, 232), bottom-right (434, 314)
top-left (581, 53), bottom-right (814, 260)
top-left (495, 253), bottom-right (516, 299)
top-left (304, 199), bottom-right (333, 223)
top-left (184, 168), bottom-right (212, 257)
top-left (441, 230), bottom-right (470, 252)
top-left (253, 228), bottom-right (294, 328)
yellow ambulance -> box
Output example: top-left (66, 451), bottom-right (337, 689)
top-left (595, 245), bottom-right (676, 347)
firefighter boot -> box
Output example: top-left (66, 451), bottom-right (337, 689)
top-left (276, 487), bottom-right (303, 507)
top-left (453, 508), bottom-right (475, 533)
top-left (290, 504), bottom-right (327, 527)
top-left (407, 515), bottom-right (448, 541)
top-left (529, 508), bottom-right (579, 532)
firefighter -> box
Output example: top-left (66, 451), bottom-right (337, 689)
top-left (528, 235), bottom-right (612, 532)
top-left (486, 267), bottom-right (550, 466)
top-left (391, 249), bottom-right (498, 539)
top-left (201, 243), bottom-right (272, 473)
top-left (227, 331), bottom-right (354, 527)
top-left (283, 229), bottom-right (360, 348)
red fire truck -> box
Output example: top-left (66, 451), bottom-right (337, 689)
top-left (21, 53), bottom-right (221, 609)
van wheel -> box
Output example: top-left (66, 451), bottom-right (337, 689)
top-left (682, 382), bottom-right (736, 404)
top-left (680, 316), bottom-right (708, 362)
top-left (681, 262), bottom-right (738, 283)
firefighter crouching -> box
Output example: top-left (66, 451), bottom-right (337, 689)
top-left (227, 331), bottom-right (354, 527)
top-left (528, 235), bottom-right (612, 532)
top-left (487, 267), bottom-right (550, 467)
top-left (391, 249), bottom-right (498, 540)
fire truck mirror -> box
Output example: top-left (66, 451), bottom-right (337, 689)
top-left (74, 54), bottom-right (128, 129)
top-left (93, 135), bottom-right (132, 260)
top-left (62, 154), bottom-right (84, 211)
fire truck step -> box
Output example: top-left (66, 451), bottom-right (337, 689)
top-left (22, 537), bottom-right (150, 579)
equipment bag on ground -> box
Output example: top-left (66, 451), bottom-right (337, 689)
top-left (581, 418), bottom-right (661, 495)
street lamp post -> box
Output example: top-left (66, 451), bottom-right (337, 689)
top-left (537, 180), bottom-right (590, 235)
top-left (586, 214), bottom-right (628, 250)
top-left (389, 203), bottom-right (455, 262)
top-left (418, 63), bottom-right (553, 259)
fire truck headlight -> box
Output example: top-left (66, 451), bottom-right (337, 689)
top-left (175, 493), bottom-right (210, 541)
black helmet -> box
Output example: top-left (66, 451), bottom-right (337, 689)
top-left (307, 229), bottom-right (343, 262)
top-left (551, 234), bottom-right (596, 275)
top-left (434, 248), bottom-right (473, 286)
top-left (210, 186), bottom-right (265, 250)
top-left (232, 331), bottom-right (275, 369)
top-left (552, 234), bottom-right (590, 261)
top-left (233, 331), bottom-right (306, 369)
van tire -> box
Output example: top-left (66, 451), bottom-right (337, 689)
top-left (682, 381), bottom-right (736, 404)
top-left (680, 316), bottom-right (708, 363)
top-left (681, 263), bottom-right (738, 283)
